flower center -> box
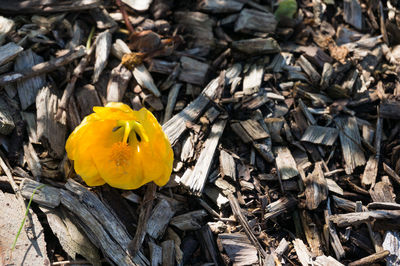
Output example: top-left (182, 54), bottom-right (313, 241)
top-left (110, 142), bottom-right (131, 167)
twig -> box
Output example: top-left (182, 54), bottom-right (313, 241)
top-left (55, 45), bottom-right (96, 122)
top-left (115, 0), bottom-right (135, 34)
top-left (0, 46), bottom-right (86, 86)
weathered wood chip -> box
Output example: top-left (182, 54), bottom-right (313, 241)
top-left (301, 125), bottom-right (339, 146)
top-left (303, 162), bottom-right (328, 210)
top-left (40, 206), bottom-right (101, 265)
top-left (163, 73), bottom-right (224, 145)
top-left (274, 146), bottom-right (299, 180)
top-left (15, 49), bottom-right (46, 110)
top-left (0, 42), bottom-right (23, 66)
top-left (36, 86), bottom-right (66, 159)
top-left (178, 56), bottom-right (209, 85)
top-left (343, 0), bottom-right (363, 30)
top-left (219, 150), bottom-right (236, 180)
top-left (218, 233), bottom-right (258, 265)
top-left (20, 178), bottom-right (60, 208)
top-left (235, 8), bottom-right (277, 34)
top-left (146, 199), bottom-right (176, 239)
top-left (93, 30), bottom-right (111, 83)
top-left (335, 116), bottom-right (366, 174)
top-left (181, 119), bottom-right (227, 193)
top-left (198, 0), bottom-right (244, 13)
top-left (232, 37), bottom-right (280, 55)
top-left (170, 210), bottom-right (208, 231)
top-left (244, 64), bottom-right (263, 95)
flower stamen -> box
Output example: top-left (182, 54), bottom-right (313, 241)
top-left (110, 142), bottom-right (131, 167)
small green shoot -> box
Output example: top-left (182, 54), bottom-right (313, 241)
top-left (86, 26), bottom-right (96, 50)
top-left (11, 184), bottom-right (45, 251)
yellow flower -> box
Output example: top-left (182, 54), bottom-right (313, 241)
top-left (65, 102), bottom-right (173, 189)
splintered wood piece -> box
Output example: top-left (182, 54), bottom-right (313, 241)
top-left (64, 179), bottom-right (148, 265)
top-left (20, 178), bottom-right (60, 208)
top-left (198, 0), bottom-right (244, 13)
top-left (300, 209), bottom-right (323, 256)
top-left (40, 206), bottom-right (101, 266)
top-left (67, 20), bottom-right (85, 49)
top-left (170, 210), bottom-right (208, 231)
top-left (325, 198), bottom-right (346, 260)
top-left (163, 83), bottom-right (182, 124)
top-left (232, 37), bottom-right (280, 55)
top-left (0, 190), bottom-right (48, 265)
top-left (315, 255), bottom-right (344, 266)
top-left (274, 146), bottom-right (299, 180)
top-left (293, 238), bottom-right (313, 266)
top-left (264, 196), bottom-right (297, 220)
top-left (243, 63), bottom-right (263, 95)
top-left (298, 55), bottom-right (321, 84)
top-left (362, 156), bottom-right (378, 187)
top-left (368, 202), bottom-right (400, 210)
top-left (197, 225), bottom-right (220, 265)
top-left (149, 242), bottom-right (162, 266)
top-left (264, 117), bottom-right (284, 143)
top-left (301, 125), bottom-right (338, 146)
top-left (128, 183), bottom-right (156, 256)
top-left (370, 176), bottom-right (396, 203)
top-left (107, 65), bottom-right (132, 103)
top-left (343, 0), bottom-right (363, 30)
top-left (275, 238), bottom-right (289, 258)
top-left (161, 240), bottom-right (175, 266)
top-left (203, 186), bottom-right (229, 207)
top-left (75, 84), bottom-right (102, 118)
top-left (219, 150), bottom-right (236, 180)
top-left (218, 233), bottom-right (258, 265)
top-left (230, 121), bottom-right (252, 143)
top-left (0, 0), bottom-right (100, 13)
top-left (148, 59), bottom-right (177, 75)
top-left (23, 142), bottom-right (42, 180)
top-left (60, 189), bottom-right (140, 266)
top-left (178, 56), bottom-right (209, 85)
top-left (382, 231), bottom-right (400, 265)
top-left (36, 86), bottom-right (66, 159)
top-left (93, 30), bottom-right (111, 83)
top-left (174, 11), bottom-right (215, 55)
top-left (348, 250), bottom-right (390, 266)
top-left (234, 8), bottom-right (277, 34)
top-left (228, 194), bottom-right (268, 259)
top-left (383, 163), bottom-right (400, 185)
top-left (330, 210), bottom-right (400, 227)
top-left (146, 199), bottom-right (176, 239)
top-left (326, 178), bottom-right (344, 195)
top-left (0, 42), bottom-right (23, 66)
top-left (14, 49), bottom-right (46, 110)
top-left (335, 116), bottom-right (366, 174)
top-left (304, 162), bottom-right (328, 210)
top-left (180, 119), bottom-right (227, 193)
top-left (0, 96), bottom-right (14, 135)
top-left (298, 98), bottom-right (316, 125)
top-left (240, 119), bottom-right (269, 141)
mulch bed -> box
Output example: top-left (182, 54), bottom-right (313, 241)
top-left (1, 0), bottom-right (400, 265)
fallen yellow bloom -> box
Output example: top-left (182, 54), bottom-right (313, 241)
top-left (65, 102), bottom-right (173, 189)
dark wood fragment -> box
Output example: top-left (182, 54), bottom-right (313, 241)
top-left (348, 250), bottom-right (390, 266)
